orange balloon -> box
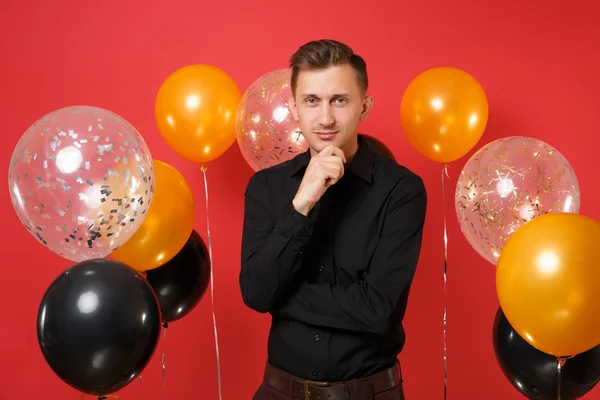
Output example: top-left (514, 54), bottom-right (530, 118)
top-left (110, 160), bottom-right (196, 271)
top-left (400, 67), bottom-right (488, 163)
top-left (155, 64), bottom-right (241, 163)
top-left (496, 213), bottom-right (600, 357)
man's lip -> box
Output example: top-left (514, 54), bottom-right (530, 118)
top-left (314, 131), bottom-right (337, 134)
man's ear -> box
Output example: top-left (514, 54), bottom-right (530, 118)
top-left (359, 95), bottom-right (374, 122)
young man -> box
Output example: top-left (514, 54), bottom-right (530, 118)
top-left (240, 39), bottom-right (427, 400)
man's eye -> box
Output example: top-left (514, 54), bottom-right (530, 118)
top-left (334, 98), bottom-right (347, 104)
top-left (305, 98), bottom-right (318, 105)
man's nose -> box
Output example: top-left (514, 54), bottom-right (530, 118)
top-left (317, 104), bottom-right (335, 127)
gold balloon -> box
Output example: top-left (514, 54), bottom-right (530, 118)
top-left (155, 64), bottom-right (241, 164)
top-left (496, 213), bottom-right (600, 357)
top-left (110, 160), bottom-right (195, 271)
top-left (400, 67), bottom-right (488, 163)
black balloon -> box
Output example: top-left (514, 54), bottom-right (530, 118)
top-left (361, 134), bottom-right (396, 161)
top-left (145, 230), bottom-right (210, 323)
top-left (37, 259), bottom-right (161, 396)
top-left (493, 307), bottom-right (600, 399)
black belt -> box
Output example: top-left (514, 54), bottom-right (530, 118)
top-left (263, 362), bottom-right (402, 400)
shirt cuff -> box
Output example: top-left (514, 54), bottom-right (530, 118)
top-left (277, 200), bottom-right (316, 242)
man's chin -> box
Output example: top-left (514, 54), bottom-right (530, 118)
top-left (311, 142), bottom-right (339, 154)
top-left (309, 137), bottom-right (342, 152)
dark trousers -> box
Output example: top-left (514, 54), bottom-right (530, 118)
top-left (252, 362), bottom-right (405, 400)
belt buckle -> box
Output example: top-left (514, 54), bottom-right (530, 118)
top-left (303, 379), bottom-right (330, 400)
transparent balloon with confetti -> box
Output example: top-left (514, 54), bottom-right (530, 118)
top-left (236, 69), bottom-right (307, 171)
top-left (455, 136), bottom-right (580, 266)
top-left (8, 105), bottom-right (155, 262)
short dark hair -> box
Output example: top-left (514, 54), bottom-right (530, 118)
top-left (289, 39), bottom-right (368, 96)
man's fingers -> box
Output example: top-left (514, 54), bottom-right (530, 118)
top-left (318, 156), bottom-right (346, 167)
top-left (318, 163), bottom-right (344, 184)
top-left (317, 145), bottom-right (347, 163)
top-left (316, 159), bottom-right (345, 176)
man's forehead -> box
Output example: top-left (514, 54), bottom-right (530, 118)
top-left (295, 65), bottom-right (361, 96)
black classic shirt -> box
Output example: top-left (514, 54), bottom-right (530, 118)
top-left (239, 135), bottom-right (427, 382)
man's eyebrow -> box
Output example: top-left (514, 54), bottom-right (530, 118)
top-left (299, 93), bottom-right (351, 98)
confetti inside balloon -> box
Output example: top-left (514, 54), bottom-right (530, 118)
top-left (455, 136), bottom-right (580, 265)
top-left (8, 105), bottom-right (155, 262)
top-left (236, 69), bottom-right (307, 171)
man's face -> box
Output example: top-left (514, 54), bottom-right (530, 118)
top-left (290, 64), bottom-right (373, 156)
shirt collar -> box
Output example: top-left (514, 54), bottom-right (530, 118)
top-left (290, 134), bottom-right (375, 184)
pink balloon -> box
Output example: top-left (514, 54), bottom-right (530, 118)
top-left (8, 105), bottom-right (155, 262)
top-left (455, 136), bottom-right (580, 265)
top-left (235, 69), bottom-right (308, 171)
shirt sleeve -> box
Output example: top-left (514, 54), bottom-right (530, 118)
top-left (272, 176), bottom-right (427, 335)
top-left (239, 172), bottom-right (316, 313)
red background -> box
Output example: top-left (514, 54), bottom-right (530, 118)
top-left (1, 1), bottom-right (600, 399)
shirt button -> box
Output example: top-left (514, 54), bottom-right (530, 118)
top-left (314, 334), bottom-right (320, 341)
top-left (319, 265), bottom-right (324, 272)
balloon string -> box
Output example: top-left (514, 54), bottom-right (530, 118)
top-left (162, 322), bottom-right (168, 388)
top-left (557, 357), bottom-right (564, 400)
top-left (202, 164), bottom-right (223, 400)
top-left (556, 357), bottom-right (573, 400)
top-left (442, 163), bottom-right (449, 400)
top-left (137, 373), bottom-right (142, 400)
